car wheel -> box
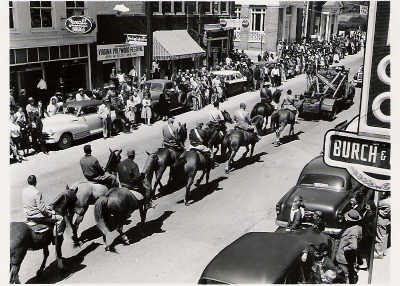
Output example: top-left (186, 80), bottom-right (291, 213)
top-left (58, 133), bottom-right (72, 150)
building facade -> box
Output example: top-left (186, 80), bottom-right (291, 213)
top-left (9, 1), bottom-right (99, 100)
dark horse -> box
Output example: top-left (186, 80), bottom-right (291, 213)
top-left (10, 190), bottom-right (76, 284)
top-left (142, 123), bottom-right (187, 199)
top-left (94, 187), bottom-right (147, 251)
top-left (208, 110), bottom-right (233, 157)
top-left (250, 102), bottom-right (274, 134)
top-left (64, 148), bottom-right (122, 246)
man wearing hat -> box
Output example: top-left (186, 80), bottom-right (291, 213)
top-left (26, 97), bottom-right (39, 122)
top-left (117, 149), bottom-right (154, 210)
top-left (161, 117), bottom-right (184, 152)
top-left (260, 82), bottom-right (272, 104)
top-left (80, 144), bottom-right (118, 189)
top-left (335, 209), bottom-right (363, 284)
top-left (188, 121), bottom-right (214, 167)
top-left (75, 88), bottom-right (90, 101)
top-left (98, 98), bottom-right (112, 139)
top-left (233, 103), bottom-right (259, 139)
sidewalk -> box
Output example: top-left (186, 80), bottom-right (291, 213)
top-left (358, 249), bottom-right (391, 284)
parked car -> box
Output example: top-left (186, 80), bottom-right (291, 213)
top-left (42, 100), bottom-right (117, 149)
top-left (353, 65), bottom-right (364, 88)
top-left (211, 70), bottom-right (248, 97)
top-left (144, 79), bottom-right (187, 120)
top-left (198, 229), bottom-right (331, 284)
top-left (275, 155), bottom-right (373, 234)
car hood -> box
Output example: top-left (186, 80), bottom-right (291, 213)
top-left (42, 114), bottom-right (78, 129)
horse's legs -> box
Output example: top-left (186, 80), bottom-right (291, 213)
top-left (116, 224), bottom-right (130, 245)
top-left (195, 171), bottom-right (206, 186)
top-left (205, 169), bottom-right (210, 184)
top-left (37, 246), bottom-right (49, 276)
top-left (289, 123), bottom-right (295, 137)
top-left (10, 264), bottom-right (21, 284)
top-left (54, 235), bottom-right (64, 270)
top-left (185, 172), bottom-right (196, 206)
top-left (154, 165), bottom-right (166, 196)
top-left (72, 208), bottom-right (87, 244)
top-left (225, 147), bottom-right (238, 173)
top-left (242, 145), bottom-right (250, 159)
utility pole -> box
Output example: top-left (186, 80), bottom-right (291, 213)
top-left (145, 2), bottom-right (153, 80)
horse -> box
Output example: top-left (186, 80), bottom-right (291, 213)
top-left (270, 109), bottom-right (296, 146)
top-left (94, 187), bottom-right (147, 251)
top-left (142, 123), bottom-right (187, 199)
top-left (208, 110), bottom-right (233, 157)
top-left (10, 190), bottom-right (76, 284)
top-left (250, 102), bottom-right (274, 134)
top-left (64, 148), bottom-right (122, 246)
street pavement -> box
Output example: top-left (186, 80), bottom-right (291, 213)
top-left (10, 52), bottom-right (364, 283)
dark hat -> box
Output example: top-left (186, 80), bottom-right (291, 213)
top-left (126, 149), bottom-right (135, 157)
top-left (287, 89), bottom-right (292, 95)
top-left (344, 209), bottom-right (362, 222)
top-left (84, 144), bottom-right (92, 154)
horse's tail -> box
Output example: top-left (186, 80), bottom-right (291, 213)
top-left (94, 196), bottom-right (110, 232)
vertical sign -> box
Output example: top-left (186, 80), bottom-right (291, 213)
top-left (360, 5), bottom-right (369, 16)
top-left (358, 1), bottom-right (390, 138)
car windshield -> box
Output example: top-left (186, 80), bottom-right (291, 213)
top-left (299, 174), bottom-right (344, 191)
top-left (150, 83), bottom-right (163, 92)
top-left (63, 106), bottom-right (79, 115)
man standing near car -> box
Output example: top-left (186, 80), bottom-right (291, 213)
top-left (98, 97), bottom-right (112, 139)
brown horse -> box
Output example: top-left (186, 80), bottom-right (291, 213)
top-left (270, 109), bottom-right (296, 146)
top-left (221, 127), bottom-right (259, 174)
top-left (142, 123), bottom-right (187, 199)
top-left (94, 187), bottom-right (147, 251)
top-left (250, 102), bottom-right (275, 134)
top-left (10, 190), bottom-right (75, 283)
top-left (64, 148), bottom-right (122, 246)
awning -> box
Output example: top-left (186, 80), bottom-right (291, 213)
top-left (153, 30), bottom-right (206, 61)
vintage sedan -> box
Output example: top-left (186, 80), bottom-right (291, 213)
top-left (275, 155), bottom-right (373, 234)
top-left (198, 229), bottom-right (331, 284)
top-left (211, 70), bottom-right (248, 97)
top-left (42, 100), bottom-right (117, 149)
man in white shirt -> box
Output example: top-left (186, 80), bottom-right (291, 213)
top-left (76, 88), bottom-right (90, 101)
top-left (97, 98), bottom-right (112, 139)
top-left (116, 69), bottom-right (126, 84)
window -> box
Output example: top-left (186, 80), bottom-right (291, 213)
top-left (30, 1), bottom-right (52, 28)
top-left (200, 2), bottom-right (211, 14)
top-left (250, 8), bottom-right (266, 32)
top-left (212, 2), bottom-right (220, 14)
top-left (66, 1), bottom-right (85, 18)
top-left (299, 174), bottom-right (345, 191)
top-left (162, 1), bottom-right (172, 14)
top-left (151, 1), bottom-right (161, 13)
top-left (221, 2), bottom-right (228, 14)
top-left (235, 5), bottom-right (241, 19)
top-left (186, 2), bottom-right (197, 14)
top-left (9, 1), bottom-right (14, 29)
top-left (174, 1), bottom-right (183, 13)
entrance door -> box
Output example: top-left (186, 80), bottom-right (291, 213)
top-left (103, 62), bottom-right (115, 84)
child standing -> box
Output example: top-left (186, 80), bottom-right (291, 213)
top-left (141, 93), bottom-right (152, 125)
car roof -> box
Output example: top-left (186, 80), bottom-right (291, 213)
top-left (301, 155), bottom-right (350, 181)
top-left (211, 70), bottom-right (241, 76)
top-left (200, 229), bottom-right (328, 284)
top-left (145, 79), bottom-right (171, 84)
top-left (65, 100), bottom-right (102, 108)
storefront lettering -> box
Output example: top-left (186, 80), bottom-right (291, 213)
top-left (65, 16), bottom-right (96, 34)
top-left (96, 44), bottom-right (144, 61)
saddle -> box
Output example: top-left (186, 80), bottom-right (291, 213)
top-left (25, 220), bottom-right (52, 234)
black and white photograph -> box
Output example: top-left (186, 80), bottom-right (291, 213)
top-left (8, 0), bottom-right (391, 284)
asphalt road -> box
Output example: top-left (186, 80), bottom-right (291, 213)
top-left (10, 52), bottom-right (364, 283)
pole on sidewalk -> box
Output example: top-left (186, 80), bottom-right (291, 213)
top-left (145, 2), bottom-right (153, 80)
top-left (367, 191), bottom-right (379, 284)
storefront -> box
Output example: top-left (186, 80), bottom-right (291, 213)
top-left (203, 24), bottom-right (234, 67)
top-left (95, 43), bottom-right (144, 86)
top-left (9, 43), bottom-right (91, 102)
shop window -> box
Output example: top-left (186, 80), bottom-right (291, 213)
top-left (250, 8), bottom-right (266, 32)
top-left (79, 44), bottom-right (87, 57)
top-left (286, 7), bottom-right (292, 15)
top-left (30, 1), bottom-right (53, 28)
top-left (66, 1), bottom-right (85, 18)
top-left (199, 2), bottom-right (211, 14)
top-left (174, 1), bottom-right (183, 14)
top-left (9, 1), bottom-right (14, 29)
top-left (152, 2), bottom-right (161, 14)
top-left (60, 45), bottom-right (70, 59)
top-left (70, 45), bottom-right (79, 58)
top-left (38, 47), bottom-right (49, 61)
top-left (212, 2), bottom-right (220, 14)
top-left (186, 2), bottom-right (197, 14)
top-left (162, 1), bottom-right (172, 14)
top-left (10, 50), bottom-right (15, 65)
top-left (15, 49), bottom-right (27, 64)
top-left (28, 48), bottom-right (39, 62)
top-left (221, 2), bottom-right (228, 14)
top-left (50, 46), bottom-right (60, 60)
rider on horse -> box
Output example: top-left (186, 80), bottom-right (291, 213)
top-left (260, 82), bottom-right (273, 104)
top-left (162, 117), bottom-right (185, 152)
top-left (80, 144), bottom-right (118, 189)
top-left (234, 103), bottom-right (260, 140)
top-left (280, 89), bottom-right (299, 122)
top-left (117, 149), bottom-right (154, 210)
top-left (188, 122), bottom-right (214, 167)
top-left (22, 175), bottom-right (64, 250)
top-left (209, 100), bottom-right (225, 127)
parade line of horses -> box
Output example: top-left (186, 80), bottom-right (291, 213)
top-left (10, 93), bottom-right (298, 283)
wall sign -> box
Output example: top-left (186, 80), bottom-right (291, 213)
top-left (126, 34), bottom-right (148, 46)
top-left (65, 16), bottom-right (96, 34)
top-left (97, 44), bottom-right (144, 61)
top-left (242, 19), bottom-right (250, 28)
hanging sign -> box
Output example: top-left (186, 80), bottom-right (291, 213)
top-left (65, 16), bottom-right (96, 34)
top-left (125, 34), bottom-right (148, 46)
top-left (97, 44), bottom-right (144, 61)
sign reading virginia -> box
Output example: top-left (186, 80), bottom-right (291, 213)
top-left (65, 16), bottom-right (96, 34)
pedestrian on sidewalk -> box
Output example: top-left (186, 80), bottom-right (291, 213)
top-left (375, 193), bottom-right (390, 259)
top-left (335, 209), bottom-right (363, 284)
top-left (98, 97), bottom-right (112, 139)
top-left (141, 93), bottom-right (152, 126)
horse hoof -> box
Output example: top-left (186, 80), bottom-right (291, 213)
top-left (122, 236), bottom-right (130, 245)
top-left (105, 246), bottom-right (111, 252)
top-left (225, 168), bottom-right (230, 174)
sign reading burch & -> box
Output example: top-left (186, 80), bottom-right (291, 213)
top-left (65, 16), bottom-right (96, 34)
top-left (323, 2), bottom-right (390, 192)
top-left (97, 44), bottom-right (144, 61)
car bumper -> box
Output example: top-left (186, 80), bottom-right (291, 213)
top-left (275, 219), bottom-right (342, 235)
top-left (42, 133), bottom-right (59, 144)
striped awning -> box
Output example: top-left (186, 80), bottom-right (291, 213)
top-left (153, 30), bottom-right (206, 61)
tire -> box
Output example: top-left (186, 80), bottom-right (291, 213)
top-left (58, 133), bottom-right (72, 150)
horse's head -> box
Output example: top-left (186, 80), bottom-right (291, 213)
top-left (105, 148), bottom-right (122, 172)
top-left (142, 152), bottom-right (159, 186)
top-left (222, 110), bottom-right (233, 124)
top-left (49, 190), bottom-right (77, 217)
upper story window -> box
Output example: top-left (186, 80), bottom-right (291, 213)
top-left (200, 1), bottom-right (211, 14)
top-left (250, 8), bottom-right (266, 32)
top-left (235, 5), bottom-right (241, 19)
top-left (186, 1), bottom-right (198, 14)
top-left (162, 1), bottom-right (172, 14)
top-left (151, 2), bottom-right (161, 14)
top-left (220, 2), bottom-right (228, 14)
top-left (174, 1), bottom-right (183, 14)
top-left (30, 1), bottom-right (52, 28)
top-left (9, 1), bottom-right (14, 29)
top-left (66, 1), bottom-right (85, 18)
